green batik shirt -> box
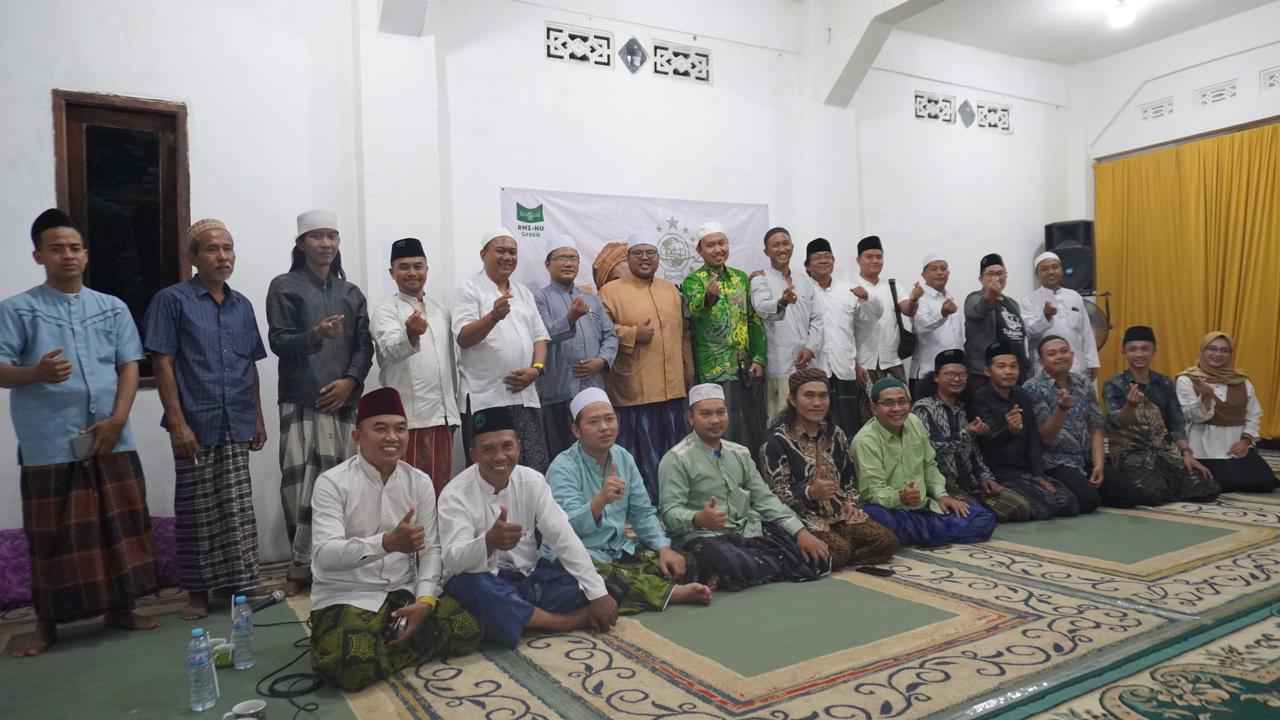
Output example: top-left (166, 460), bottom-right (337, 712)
top-left (682, 264), bottom-right (767, 383)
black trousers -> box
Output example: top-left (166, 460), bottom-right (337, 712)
top-left (1046, 465), bottom-right (1101, 514)
top-left (1200, 450), bottom-right (1279, 494)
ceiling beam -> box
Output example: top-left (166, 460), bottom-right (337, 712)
top-left (822, 0), bottom-right (946, 107)
top-left (378, 0), bottom-right (429, 36)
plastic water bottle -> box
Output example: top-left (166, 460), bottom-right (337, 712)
top-left (187, 627), bottom-right (218, 712)
top-left (231, 595), bottom-right (255, 670)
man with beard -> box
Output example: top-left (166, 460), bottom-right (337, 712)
top-left (964, 254), bottom-right (1027, 386)
top-left (898, 254), bottom-right (963, 397)
top-left (1021, 252), bottom-right (1099, 378)
top-left (598, 241), bottom-right (693, 502)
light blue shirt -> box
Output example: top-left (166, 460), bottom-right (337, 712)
top-left (0, 285), bottom-right (143, 465)
top-left (534, 282), bottom-right (618, 405)
top-left (546, 441), bottom-right (670, 563)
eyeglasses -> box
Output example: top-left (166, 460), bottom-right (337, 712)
top-left (628, 249), bottom-right (658, 258)
top-left (549, 254), bottom-right (579, 263)
top-left (876, 398), bottom-right (912, 408)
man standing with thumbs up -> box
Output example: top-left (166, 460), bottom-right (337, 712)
top-left (535, 241), bottom-right (618, 460)
top-left (599, 240), bottom-right (693, 503)
top-left (372, 238), bottom-right (460, 495)
top-left (1, 209), bottom-right (158, 657)
top-left (751, 227), bottom-right (823, 419)
top-left (309, 388), bottom-right (481, 691)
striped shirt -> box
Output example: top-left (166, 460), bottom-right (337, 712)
top-left (143, 276), bottom-right (267, 445)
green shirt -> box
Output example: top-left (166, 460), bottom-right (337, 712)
top-left (682, 264), bottom-right (767, 382)
top-left (658, 433), bottom-right (805, 548)
top-left (852, 414), bottom-right (949, 512)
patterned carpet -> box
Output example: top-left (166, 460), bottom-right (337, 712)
top-left (2, 491), bottom-right (1277, 719)
top-left (1031, 603), bottom-right (1280, 719)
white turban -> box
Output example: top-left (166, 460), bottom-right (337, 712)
top-left (570, 388), bottom-right (611, 420)
top-left (483, 228), bottom-right (515, 246)
top-left (921, 252), bottom-right (947, 270)
top-left (694, 222), bottom-right (727, 244)
top-left (297, 209), bottom-right (339, 238)
top-left (1034, 251), bottom-right (1061, 269)
top-left (688, 383), bottom-right (726, 406)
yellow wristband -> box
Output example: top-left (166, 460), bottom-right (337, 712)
top-left (417, 595), bottom-right (438, 608)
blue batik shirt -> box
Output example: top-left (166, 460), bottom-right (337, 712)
top-left (0, 285), bottom-right (144, 465)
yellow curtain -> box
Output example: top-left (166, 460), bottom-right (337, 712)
top-left (1095, 123), bottom-right (1280, 438)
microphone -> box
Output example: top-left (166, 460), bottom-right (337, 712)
top-left (250, 590), bottom-right (286, 613)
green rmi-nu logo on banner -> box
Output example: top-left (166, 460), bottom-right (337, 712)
top-left (516, 203), bottom-right (544, 223)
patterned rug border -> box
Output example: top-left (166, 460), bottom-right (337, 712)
top-left (477, 556), bottom-right (1172, 720)
top-left (584, 569), bottom-right (1037, 712)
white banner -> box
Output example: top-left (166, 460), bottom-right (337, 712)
top-left (499, 187), bottom-right (770, 288)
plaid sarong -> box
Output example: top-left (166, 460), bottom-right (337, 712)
top-left (279, 402), bottom-right (356, 575)
top-left (20, 451), bottom-right (157, 622)
top-left (403, 425), bottom-right (454, 497)
top-left (174, 443), bottom-right (259, 593)
top-left (594, 551), bottom-right (676, 614)
top-left (310, 591), bottom-right (483, 692)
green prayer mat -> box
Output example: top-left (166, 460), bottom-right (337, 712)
top-left (992, 510), bottom-right (1233, 564)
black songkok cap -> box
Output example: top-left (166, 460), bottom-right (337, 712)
top-left (1122, 325), bottom-right (1156, 346)
top-left (471, 406), bottom-right (516, 437)
top-left (805, 237), bottom-right (832, 261)
top-left (31, 208), bottom-right (78, 246)
top-left (857, 235), bottom-right (882, 255)
top-left (390, 237), bottom-right (425, 262)
top-left (934, 348), bottom-right (968, 373)
top-left (980, 253), bottom-right (1004, 272)
top-left (985, 339), bottom-right (1020, 366)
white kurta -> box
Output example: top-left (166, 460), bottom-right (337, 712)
top-left (1020, 286), bottom-right (1099, 375)
top-left (1175, 377), bottom-right (1263, 459)
top-left (310, 454), bottom-right (442, 613)
top-left (852, 275), bottom-right (901, 370)
top-left (437, 464), bottom-right (608, 600)
top-left (909, 285), bottom-right (965, 379)
top-left (812, 278), bottom-right (865, 381)
top-left (372, 292), bottom-right (460, 429)
top-left (451, 272), bottom-right (550, 412)
top-left (750, 266), bottom-right (823, 378)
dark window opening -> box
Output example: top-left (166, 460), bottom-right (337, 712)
top-left (53, 91), bottom-right (190, 384)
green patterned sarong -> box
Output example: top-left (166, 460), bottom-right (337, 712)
top-left (310, 590), bottom-right (482, 692)
top-left (595, 550), bottom-right (675, 615)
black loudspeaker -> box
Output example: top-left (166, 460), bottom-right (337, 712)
top-left (1044, 220), bottom-right (1095, 293)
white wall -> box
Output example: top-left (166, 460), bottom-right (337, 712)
top-left (0, 0), bottom-right (363, 561)
top-left (851, 29), bottom-right (1073, 306)
top-left (1067, 1), bottom-right (1280, 217)
top-left (0, 0), bottom-right (1079, 563)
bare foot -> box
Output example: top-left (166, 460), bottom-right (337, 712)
top-left (105, 610), bottom-right (160, 631)
top-left (181, 591), bottom-right (210, 621)
top-left (670, 583), bottom-right (713, 606)
top-left (8, 622), bottom-right (56, 657)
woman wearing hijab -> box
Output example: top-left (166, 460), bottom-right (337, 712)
top-left (1176, 332), bottom-right (1277, 493)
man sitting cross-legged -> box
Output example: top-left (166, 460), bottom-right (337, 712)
top-left (759, 368), bottom-right (899, 569)
top-left (911, 349), bottom-right (1036, 523)
top-left (547, 388), bottom-right (712, 613)
top-left (966, 340), bottom-right (1079, 520)
top-left (309, 388), bottom-right (482, 692)
top-left (439, 407), bottom-right (619, 649)
top-left (659, 383), bottom-right (830, 591)
top-left (853, 377), bottom-right (996, 547)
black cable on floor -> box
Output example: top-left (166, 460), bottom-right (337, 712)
top-left (255, 632), bottom-right (323, 720)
